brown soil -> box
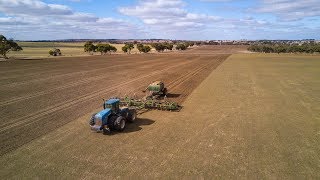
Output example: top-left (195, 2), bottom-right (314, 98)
top-left (1, 47), bottom-right (318, 179)
top-left (0, 46), bottom-right (242, 156)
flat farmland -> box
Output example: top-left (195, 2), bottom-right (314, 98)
top-left (2, 47), bottom-right (318, 179)
top-left (0, 47), bottom-right (232, 156)
top-left (7, 42), bottom-right (141, 58)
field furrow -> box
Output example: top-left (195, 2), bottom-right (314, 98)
top-left (0, 53), bottom-right (229, 155)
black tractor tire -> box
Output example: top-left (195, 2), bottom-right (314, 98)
top-left (162, 88), bottom-right (168, 95)
top-left (114, 116), bottom-right (126, 131)
top-left (121, 109), bottom-right (129, 120)
top-left (128, 109), bottom-right (137, 123)
top-left (89, 113), bottom-right (96, 125)
top-left (108, 115), bottom-right (117, 130)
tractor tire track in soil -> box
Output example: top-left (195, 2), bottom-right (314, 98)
top-left (0, 59), bottom-right (181, 106)
top-left (0, 60), bottom-right (192, 130)
top-left (0, 56), bottom-right (192, 123)
top-left (60, 55), bottom-right (230, 167)
top-left (0, 53), bottom-right (229, 156)
top-left (0, 55), bottom-right (173, 85)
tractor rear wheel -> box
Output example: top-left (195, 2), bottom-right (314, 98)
top-left (128, 109), bottom-right (137, 123)
top-left (114, 116), bottom-right (126, 131)
top-left (163, 88), bottom-right (168, 95)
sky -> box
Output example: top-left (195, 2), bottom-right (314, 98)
top-left (0, 0), bottom-right (319, 40)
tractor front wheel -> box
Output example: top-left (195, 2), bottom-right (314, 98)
top-left (89, 113), bottom-right (96, 125)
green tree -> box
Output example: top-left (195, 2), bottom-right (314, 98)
top-left (274, 45), bottom-right (287, 54)
top-left (110, 45), bottom-right (117, 53)
top-left (122, 46), bottom-right (128, 53)
top-left (247, 43), bottom-right (320, 54)
top-left (176, 43), bottom-right (187, 50)
top-left (122, 43), bottom-right (134, 54)
top-left (137, 44), bottom-right (151, 53)
top-left (49, 48), bottom-right (62, 56)
top-left (84, 41), bottom-right (96, 54)
top-left (142, 45), bottom-right (151, 53)
top-left (96, 43), bottom-right (108, 55)
top-left (137, 44), bottom-right (144, 53)
top-left (0, 35), bottom-right (23, 59)
top-left (96, 44), bottom-right (117, 55)
top-left (126, 43), bottom-right (134, 54)
top-left (49, 50), bottom-right (54, 56)
top-left (163, 43), bottom-right (174, 50)
top-left (184, 42), bottom-right (191, 48)
top-left (151, 43), bottom-right (166, 52)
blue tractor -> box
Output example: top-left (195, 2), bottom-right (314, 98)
top-left (89, 98), bottom-right (137, 133)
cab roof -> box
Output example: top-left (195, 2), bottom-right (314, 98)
top-left (106, 98), bottom-right (120, 104)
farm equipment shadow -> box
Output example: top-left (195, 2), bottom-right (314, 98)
top-left (105, 118), bottom-right (155, 135)
top-left (166, 93), bottom-right (181, 98)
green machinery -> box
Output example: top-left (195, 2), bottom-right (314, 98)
top-left (143, 81), bottom-right (168, 100)
top-left (122, 81), bottom-right (181, 112)
top-left (119, 96), bottom-right (181, 112)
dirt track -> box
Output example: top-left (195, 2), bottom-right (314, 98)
top-left (0, 46), bottom-right (236, 155)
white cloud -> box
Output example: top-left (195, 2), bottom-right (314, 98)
top-left (0, 0), bottom-right (72, 16)
top-left (0, 0), bottom-right (145, 40)
top-left (0, 17), bottom-right (32, 25)
top-left (118, 0), bottom-right (222, 37)
top-left (0, 0), bottom-right (318, 40)
top-left (255, 0), bottom-right (320, 21)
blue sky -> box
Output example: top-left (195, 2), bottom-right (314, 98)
top-left (0, 0), bottom-right (319, 40)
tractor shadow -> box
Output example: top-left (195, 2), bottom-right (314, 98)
top-left (105, 118), bottom-right (155, 135)
top-left (166, 93), bottom-right (181, 98)
top-left (124, 118), bottom-right (155, 133)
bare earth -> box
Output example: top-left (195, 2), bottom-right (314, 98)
top-left (0, 46), bottom-right (233, 155)
top-left (1, 47), bottom-right (319, 179)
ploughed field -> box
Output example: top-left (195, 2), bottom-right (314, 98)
top-left (1, 47), bottom-right (319, 178)
top-left (0, 48), bottom-right (231, 155)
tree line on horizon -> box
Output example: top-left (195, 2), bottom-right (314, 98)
top-left (248, 43), bottom-right (320, 54)
top-left (84, 41), bottom-right (117, 55)
top-left (83, 41), bottom-right (195, 55)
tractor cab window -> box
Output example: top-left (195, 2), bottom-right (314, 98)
top-left (105, 103), bottom-right (118, 112)
top-left (104, 100), bottom-right (120, 112)
top-left (105, 104), bottom-right (112, 109)
top-left (114, 102), bottom-right (119, 112)
top-left (111, 104), bottom-right (116, 112)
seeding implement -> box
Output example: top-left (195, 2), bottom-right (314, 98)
top-left (120, 97), bottom-right (181, 112)
top-left (143, 81), bottom-right (167, 100)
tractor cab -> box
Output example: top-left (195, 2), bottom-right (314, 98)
top-left (104, 98), bottom-right (120, 113)
top-left (90, 98), bottom-right (137, 133)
